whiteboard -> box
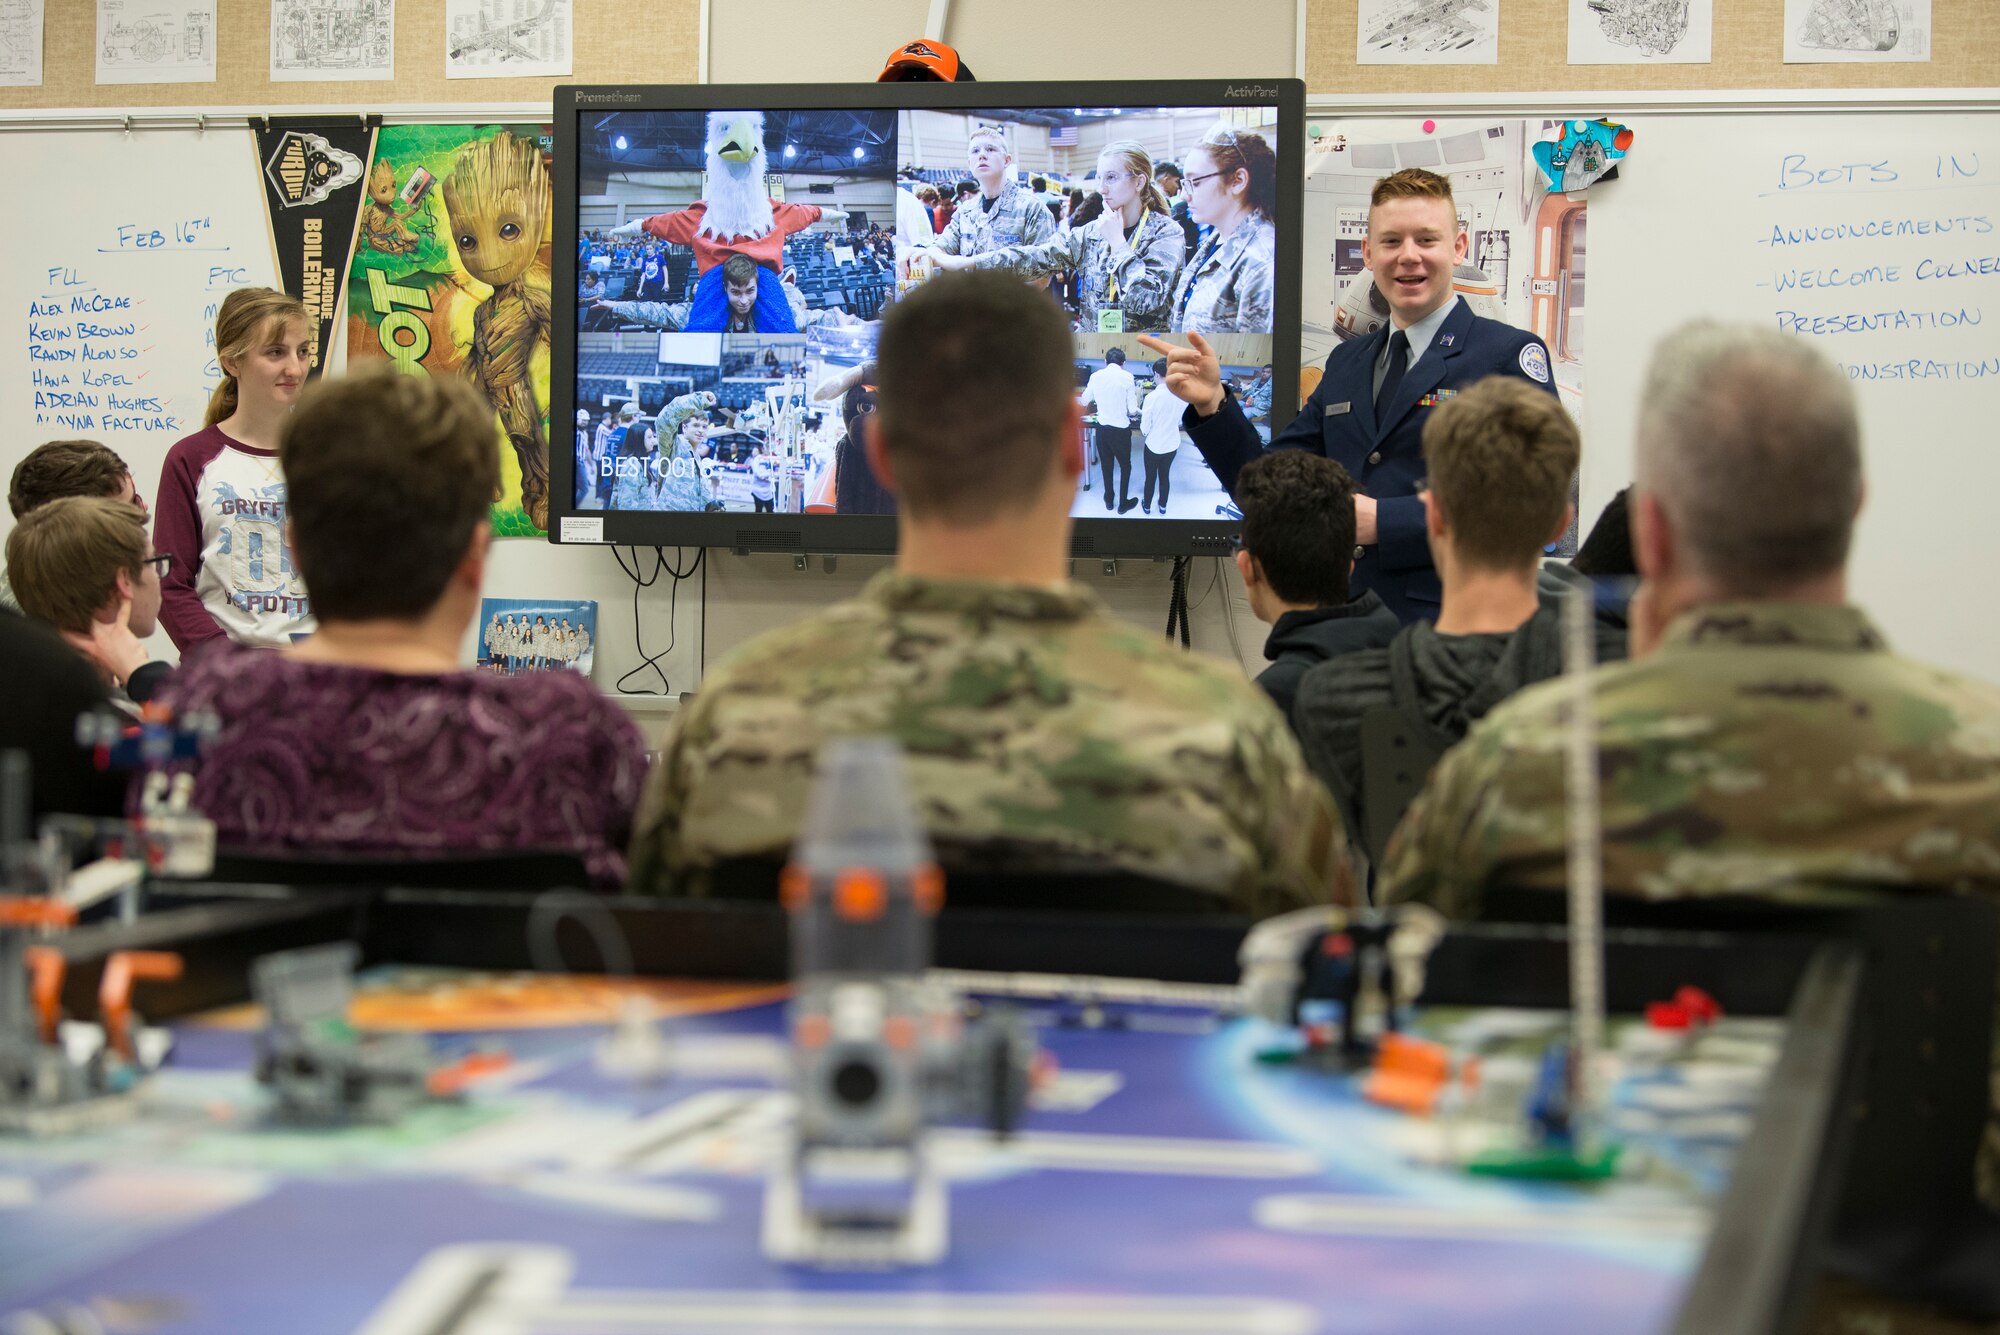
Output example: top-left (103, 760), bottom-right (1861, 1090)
top-left (1319, 103), bottom-right (2000, 684)
top-left (2, 127), bottom-right (278, 551)
top-left (0, 126), bottom-right (701, 710)
top-left (1586, 109), bottom-right (1999, 683)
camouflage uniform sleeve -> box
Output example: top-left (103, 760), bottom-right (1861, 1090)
top-left (1018, 192), bottom-right (1059, 246)
top-left (934, 209), bottom-right (967, 256)
top-left (600, 300), bottom-right (687, 330)
top-left (969, 229), bottom-right (1086, 282)
top-left (1109, 214), bottom-right (1185, 319)
top-left (626, 701), bottom-right (704, 896)
top-left (1240, 707), bottom-right (1355, 914)
top-left (654, 391), bottom-right (708, 438)
top-left (1233, 232), bottom-right (1276, 334)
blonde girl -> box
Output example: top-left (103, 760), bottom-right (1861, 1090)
top-left (154, 287), bottom-right (317, 649)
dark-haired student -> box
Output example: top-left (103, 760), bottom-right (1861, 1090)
top-left (1233, 452), bottom-right (1398, 720)
top-left (157, 369), bottom-right (647, 886)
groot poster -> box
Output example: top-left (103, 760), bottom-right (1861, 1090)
top-left (347, 124), bottom-right (554, 536)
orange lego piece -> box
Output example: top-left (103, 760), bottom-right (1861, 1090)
top-left (100, 950), bottom-right (182, 1059)
top-left (0, 898), bottom-right (77, 929)
top-left (24, 946), bottom-right (64, 1045)
top-left (1363, 1033), bottom-right (1454, 1116)
top-left (426, 1049), bottom-right (511, 1097)
top-left (833, 868), bottom-right (887, 922)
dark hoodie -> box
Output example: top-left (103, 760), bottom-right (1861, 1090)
top-left (1291, 562), bottom-right (1627, 847)
top-left (1254, 590), bottom-right (1401, 721)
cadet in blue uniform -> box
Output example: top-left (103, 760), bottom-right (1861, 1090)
top-left (1141, 168), bottom-right (1559, 624)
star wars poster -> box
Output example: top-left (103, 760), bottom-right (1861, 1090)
top-left (347, 123), bottom-right (555, 538)
top-left (1302, 118), bottom-right (1588, 552)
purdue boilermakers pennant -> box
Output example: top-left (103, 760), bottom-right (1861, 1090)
top-left (252, 117), bottom-right (377, 378)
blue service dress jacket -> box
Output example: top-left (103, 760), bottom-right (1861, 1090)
top-left (1185, 300), bottom-right (1559, 624)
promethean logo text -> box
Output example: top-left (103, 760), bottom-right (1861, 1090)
top-left (580, 92), bottom-right (642, 103)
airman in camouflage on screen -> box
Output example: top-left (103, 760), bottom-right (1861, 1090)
top-left (927, 127), bottom-right (1057, 262)
top-left (627, 270), bottom-right (1349, 914)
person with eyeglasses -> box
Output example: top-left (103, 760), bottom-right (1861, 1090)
top-left (5, 496), bottom-right (173, 703)
top-left (1163, 124), bottom-right (1279, 336)
top-left (924, 141), bottom-right (1187, 335)
top-left (3, 438), bottom-right (150, 614)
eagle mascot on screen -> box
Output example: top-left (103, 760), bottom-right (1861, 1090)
top-left (608, 111), bottom-right (847, 334)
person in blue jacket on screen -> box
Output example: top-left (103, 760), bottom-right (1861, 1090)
top-left (1140, 166), bottom-right (1559, 625)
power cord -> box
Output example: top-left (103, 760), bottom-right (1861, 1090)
top-left (1164, 556), bottom-right (1192, 649)
top-left (613, 545), bottom-right (704, 697)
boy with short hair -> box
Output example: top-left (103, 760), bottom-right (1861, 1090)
top-left (1232, 452), bottom-right (1398, 720)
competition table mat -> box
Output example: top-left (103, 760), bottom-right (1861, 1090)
top-left (0, 923), bottom-right (1851, 1335)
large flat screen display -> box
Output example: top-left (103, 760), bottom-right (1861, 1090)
top-left (551, 81), bottom-right (1304, 556)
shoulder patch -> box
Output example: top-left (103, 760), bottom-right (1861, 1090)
top-left (1518, 343), bottom-right (1551, 384)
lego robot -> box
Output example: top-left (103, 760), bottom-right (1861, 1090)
top-left (762, 738), bottom-right (1035, 1267)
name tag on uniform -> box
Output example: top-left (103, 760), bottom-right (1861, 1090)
top-left (1325, 401), bottom-right (1351, 415)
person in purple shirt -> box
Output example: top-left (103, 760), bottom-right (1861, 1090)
top-left (156, 369), bottom-right (648, 886)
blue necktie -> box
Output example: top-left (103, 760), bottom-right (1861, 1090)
top-left (1377, 329), bottom-right (1410, 413)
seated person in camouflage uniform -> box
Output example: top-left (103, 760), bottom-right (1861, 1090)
top-left (1292, 376), bottom-right (1603, 847)
top-left (629, 270), bottom-right (1350, 914)
top-left (1380, 321), bottom-right (2000, 1213)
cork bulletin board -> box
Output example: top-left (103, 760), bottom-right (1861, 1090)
top-left (0, 0), bottom-right (701, 111)
top-left (1304, 0), bottom-right (1997, 95)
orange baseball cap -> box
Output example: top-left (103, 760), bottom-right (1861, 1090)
top-left (878, 39), bottom-right (977, 82)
